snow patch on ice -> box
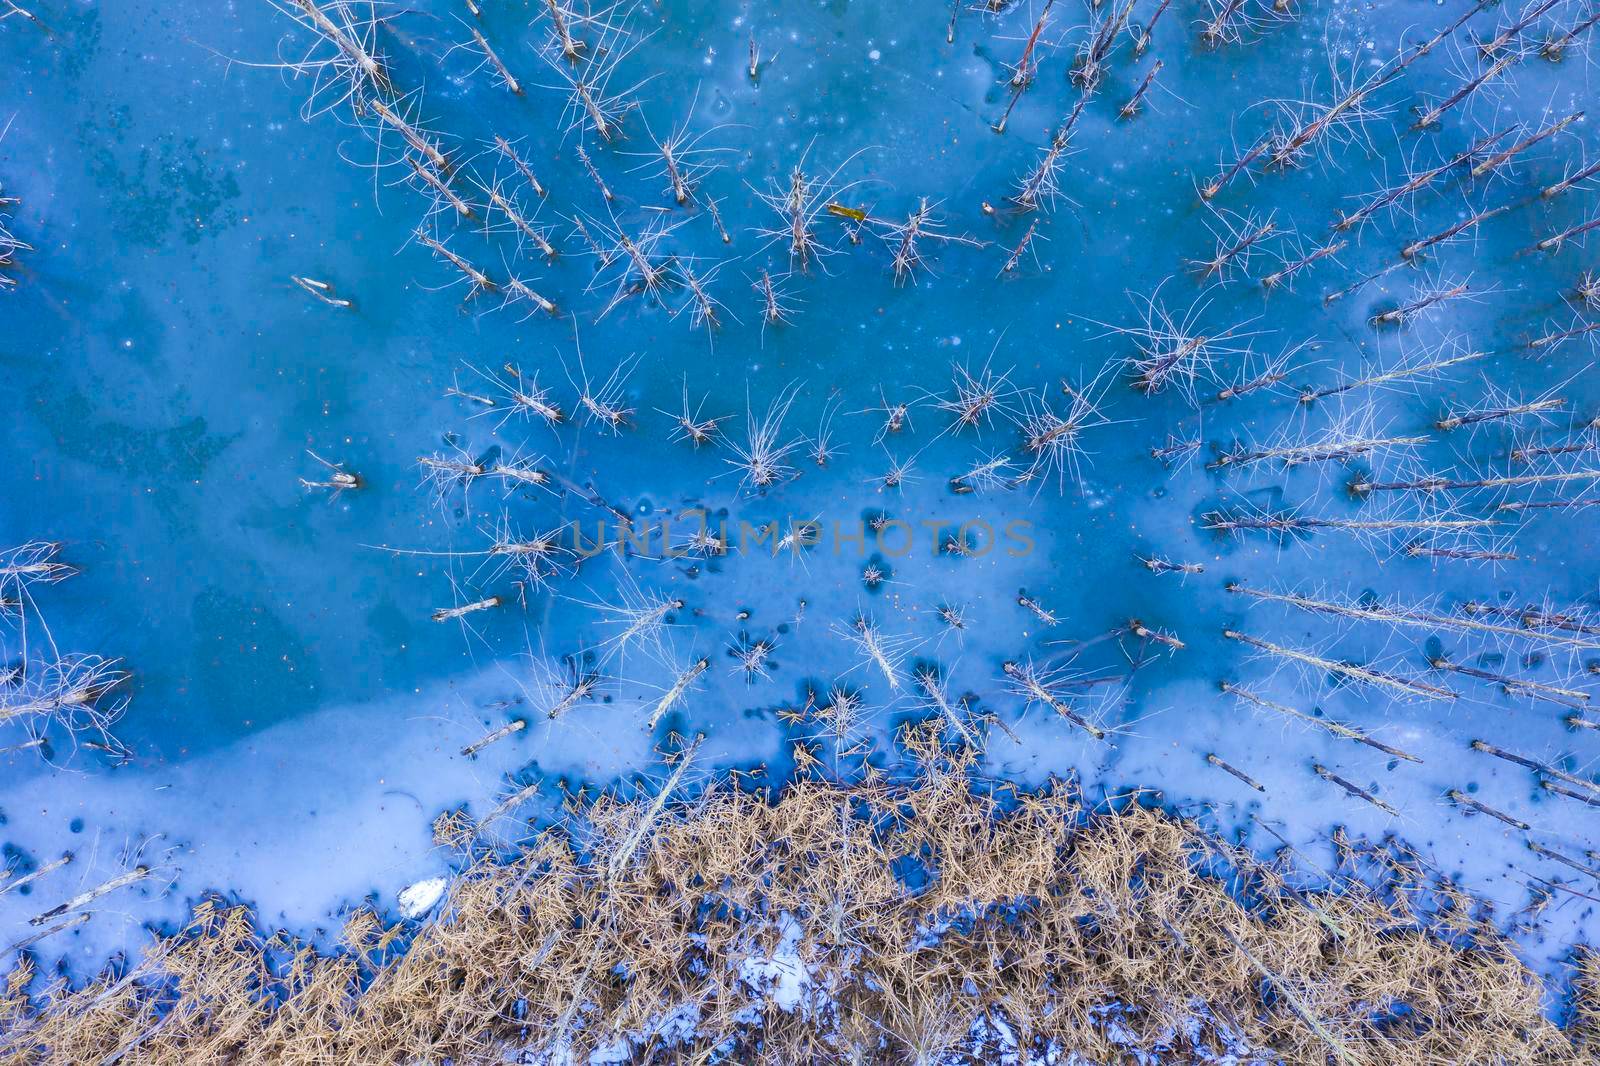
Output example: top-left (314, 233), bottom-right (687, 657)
top-left (397, 876), bottom-right (446, 918)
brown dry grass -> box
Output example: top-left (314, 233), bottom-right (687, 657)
top-left (1, 726), bottom-right (1590, 1064)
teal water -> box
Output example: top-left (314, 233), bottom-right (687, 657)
top-left (2, 0), bottom-right (1599, 980)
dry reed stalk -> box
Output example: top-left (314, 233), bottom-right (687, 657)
top-left (1228, 583), bottom-right (1600, 654)
top-left (460, 718), bottom-right (524, 758)
top-left (432, 596), bottom-right (502, 623)
top-left (290, 275), bottom-right (351, 308)
top-left (1206, 752), bottom-right (1265, 791)
top-left (1223, 628), bottom-right (1457, 701)
top-left (1222, 682), bottom-right (1421, 762)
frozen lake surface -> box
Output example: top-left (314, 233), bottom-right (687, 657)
top-left (1, 0), bottom-right (1598, 1007)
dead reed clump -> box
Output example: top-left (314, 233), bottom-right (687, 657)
top-left (3, 728), bottom-right (1592, 1063)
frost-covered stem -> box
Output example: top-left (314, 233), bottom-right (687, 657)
top-left (1139, 554), bottom-right (1203, 575)
top-left (293, 0), bottom-right (389, 90)
top-left (1543, 8), bottom-right (1600, 59)
top-left (1411, 51), bottom-right (1520, 131)
top-left (1432, 657), bottom-right (1589, 707)
top-left (1448, 789), bottom-right (1529, 830)
top-left (613, 231), bottom-right (664, 293)
top-left (1200, 217), bottom-right (1276, 281)
top-left (1535, 214), bottom-right (1600, 252)
top-left (0, 853), bottom-right (71, 898)
top-left (480, 780), bottom-right (541, 829)
top-left (1002, 661), bottom-right (1108, 739)
top-left (704, 195), bottom-right (732, 244)
top-left (1133, 335), bottom-right (1208, 393)
top-left (575, 145), bottom-right (613, 201)
top-left (1001, 220), bottom-right (1038, 273)
top-left (1223, 629), bottom-right (1458, 700)
top-left (1544, 780), bottom-right (1600, 807)
top-left (647, 657), bottom-right (709, 730)
top-left (1018, 1), bottom-right (1056, 82)
top-left (494, 135), bottom-right (546, 197)
top-left (1480, 0), bottom-right (1563, 55)
top-left (1404, 543), bottom-right (1517, 562)
top-left (1399, 0), bottom-right (1493, 68)
top-left (487, 185), bottom-right (556, 256)
top-left (1075, 0), bottom-right (1136, 91)
top-left (1206, 512), bottom-right (1493, 536)
top-left (469, 26), bottom-right (521, 94)
top-left (1207, 753), bottom-right (1264, 792)
top-left (1402, 206), bottom-right (1506, 261)
top-left (1216, 365), bottom-right (1286, 400)
top-left (1473, 739), bottom-right (1600, 798)
top-left (1336, 126), bottom-right (1514, 231)
top-left (291, 275), bottom-right (352, 308)
top-left (757, 270), bottom-right (783, 323)
top-left (1498, 496), bottom-right (1600, 512)
top-left (31, 866), bottom-right (149, 925)
top-left (1528, 841), bottom-right (1600, 882)
top-left (1438, 397), bottom-right (1565, 430)
top-left (916, 668), bottom-right (978, 747)
top-left (1152, 436), bottom-right (1201, 464)
top-left (1119, 61), bottom-right (1163, 120)
top-left (1372, 281), bottom-right (1470, 325)
top-left (0, 543), bottom-right (75, 584)
top-left (1268, 70), bottom-right (1400, 170)
top-left (414, 231), bottom-right (495, 292)
top-left (1542, 157), bottom-right (1600, 199)
top-left (433, 596), bottom-right (502, 623)
top-left (546, 670), bottom-right (600, 719)
top-left (461, 717), bottom-right (525, 757)
top-left (1014, 120), bottom-right (1074, 211)
top-left (1463, 601), bottom-right (1600, 637)
top-left (660, 142), bottom-right (690, 204)
top-left (419, 455), bottom-right (484, 483)
top-left (1471, 111), bottom-right (1583, 178)
top-left (1201, 138), bottom-right (1269, 201)
top-left (1132, 0), bottom-right (1173, 55)
top-left (1, 658), bottom-right (129, 723)
top-left (407, 157), bottom-right (475, 218)
top-left (504, 277), bottom-right (557, 315)
top-left (1223, 681), bottom-right (1421, 762)
top-left (1513, 435), bottom-right (1598, 462)
top-left (889, 199), bottom-right (931, 284)
top-left (1129, 619), bottom-right (1184, 650)
top-left (487, 460), bottom-right (546, 487)
top-left (5, 914), bottom-right (90, 955)
top-left (1017, 593), bottom-right (1058, 626)
top-left (0, 0), bottom-right (47, 31)
top-left (1523, 316), bottom-right (1600, 347)
top-left (852, 618), bottom-right (903, 692)
top-left (676, 262), bottom-right (722, 330)
top-left (1229, 583), bottom-right (1600, 652)
top-left (607, 737), bottom-right (703, 880)
top-left (1263, 240), bottom-right (1344, 289)
top-left (371, 99), bottom-right (450, 173)
top-left (1314, 764), bottom-right (1398, 816)
top-left (1200, 0), bottom-right (1248, 46)
top-left (1300, 348), bottom-right (1484, 403)
top-left (544, 0), bottom-right (581, 60)
top-left (1355, 469), bottom-right (1600, 495)
top-left (1209, 433), bottom-right (1427, 470)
